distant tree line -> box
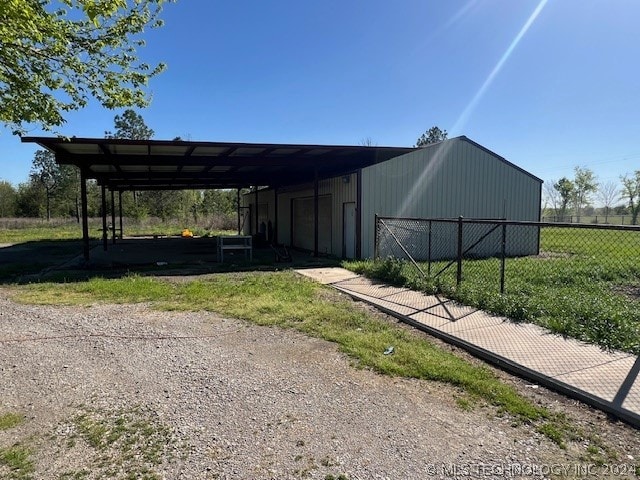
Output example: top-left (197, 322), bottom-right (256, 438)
top-left (543, 167), bottom-right (640, 224)
top-left (0, 110), bottom-right (243, 227)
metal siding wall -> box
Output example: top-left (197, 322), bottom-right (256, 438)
top-left (241, 190), bottom-right (275, 235)
top-left (361, 138), bottom-right (541, 258)
top-left (246, 174), bottom-right (356, 255)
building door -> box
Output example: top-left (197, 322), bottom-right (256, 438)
top-left (292, 195), bottom-right (332, 254)
top-left (343, 202), bottom-right (356, 259)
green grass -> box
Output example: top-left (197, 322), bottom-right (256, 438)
top-left (346, 227), bottom-right (640, 354)
top-left (0, 225), bottom-right (87, 243)
top-left (0, 413), bottom-right (23, 431)
top-left (0, 219), bottom-right (234, 244)
top-left (0, 444), bottom-right (35, 480)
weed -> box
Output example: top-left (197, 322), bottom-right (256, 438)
top-left (56, 405), bottom-right (179, 478)
top-left (0, 413), bottom-right (23, 431)
top-left (455, 396), bottom-right (474, 411)
top-left (0, 444), bottom-right (35, 480)
top-left (536, 422), bottom-right (566, 449)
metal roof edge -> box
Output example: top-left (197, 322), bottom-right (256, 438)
top-left (20, 136), bottom-right (417, 153)
top-left (455, 136), bottom-right (543, 184)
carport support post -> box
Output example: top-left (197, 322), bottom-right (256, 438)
top-left (110, 188), bottom-right (116, 244)
top-left (118, 191), bottom-right (123, 240)
top-left (80, 168), bottom-right (90, 262)
top-left (236, 189), bottom-right (241, 235)
top-left (273, 187), bottom-right (278, 244)
top-left (254, 186), bottom-right (259, 235)
top-left (313, 169), bottom-right (319, 257)
top-left (101, 184), bottom-right (108, 251)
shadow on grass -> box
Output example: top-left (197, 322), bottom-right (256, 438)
top-left (0, 237), bottom-right (342, 285)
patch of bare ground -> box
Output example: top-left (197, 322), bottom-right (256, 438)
top-left (0, 289), bottom-right (638, 479)
top-left (612, 284), bottom-right (640, 301)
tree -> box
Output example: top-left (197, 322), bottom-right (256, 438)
top-left (571, 166), bottom-right (598, 219)
top-left (553, 177), bottom-right (574, 220)
top-left (0, 0), bottom-right (170, 134)
top-left (105, 109), bottom-right (155, 139)
top-left (29, 149), bottom-right (68, 220)
top-left (0, 181), bottom-right (17, 217)
top-left (15, 180), bottom-right (46, 217)
top-left (621, 171), bottom-right (640, 225)
top-left (596, 180), bottom-right (620, 223)
top-left (415, 126), bottom-right (448, 147)
top-left (543, 181), bottom-right (561, 219)
top-left (105, 109), bottom-right (155, 213)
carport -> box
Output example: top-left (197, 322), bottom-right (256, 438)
top-left (21, 137), bottom-right (413, 261)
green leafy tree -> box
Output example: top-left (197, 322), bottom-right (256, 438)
top-left (571, 166), bottom-right (598, 219)
top-left (553, 177), bottom-right (574, 221)
top-left (55, 164), bottom-right (81, 221)
top-left (0, 0), bottom-right (171, 134)
top-left (105, 109), bottom-right (155, 217)
top-left (415, 126), bottom-right (448, 147)
top-left (29, 150), bottom-right (66, 220)
top-left (0, 180), bottom-right (17, 217)
top-left (201, 189), bottom-right (236, 217)
top-left (15, 180), bottom-right (46, 217)
top-left (621, 171), bottom-right (640, 225)
top-left (105, 109), bottom-right (155, 139)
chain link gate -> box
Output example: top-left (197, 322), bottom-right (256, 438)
top-left (374, 215), bottom-right (640, 298)
top-left (375, 215), bottom-right (517, 293)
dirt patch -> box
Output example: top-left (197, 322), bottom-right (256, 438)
top-left (613, 284), bottom-right (640, 301)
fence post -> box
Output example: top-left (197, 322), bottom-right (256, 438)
top-left (427, 220), bottom-right (432, 276)
top-left (456, 216), bottom-right (463, 287)
top-left (500, 221), bottom-right (507, 294)
top-left (374, 214), bottom-right (379, 260)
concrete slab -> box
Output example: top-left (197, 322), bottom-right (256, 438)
top-left (382, 290), bottom-right (446, 310)
top-left (334, 282), bottom-right (410, 301)
top-left (553, 357), bottom-right (640, 409)
top-left (302, 267), bottom-right (640, 427)
top-left (334, 287), bottom-right (418, 317)
top-left (406, 311), bottom-right (450, 329)
top-left (443, 318), bottom-right (632, 377)
top-left (295, 267), bottom-right (359, 285)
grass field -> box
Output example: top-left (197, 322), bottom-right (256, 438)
top-left (0, 217), bottom-right (234, 244)
top-left (346, 227), bottom-right (640, 354)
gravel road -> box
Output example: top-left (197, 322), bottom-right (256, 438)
top-left (0, 292), bottom-right (636, 479)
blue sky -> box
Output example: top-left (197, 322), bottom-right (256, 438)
top-left (2, 0), bottom-right (640, 198)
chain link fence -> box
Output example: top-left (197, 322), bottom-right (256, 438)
top-left (372, 217), bottom-right (640, 354)
top-left (373, 215), bottom-right (640, 353)
top-left (375, 215), bottom-right (640, 293)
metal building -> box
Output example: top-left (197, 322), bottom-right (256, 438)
top-left (23, 135), bottom-right (540, 262)
top-left (243, 136), bottom-right (542, 259)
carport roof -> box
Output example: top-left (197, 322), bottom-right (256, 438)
top-left (22, 137), bottom-right (417, 190)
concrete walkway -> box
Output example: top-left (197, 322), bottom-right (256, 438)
top-left (296, 267), bottom-right (640, 427)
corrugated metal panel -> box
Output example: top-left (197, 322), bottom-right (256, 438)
top-left (242, 189), bottom-right (275, 237)
top-left (361, 138), bottom-right (541, 258)
top-left (242, 173), bottom-right (356, 255)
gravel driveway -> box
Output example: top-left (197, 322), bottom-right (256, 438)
top-left (0, 293), bottom-right (634, 479)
